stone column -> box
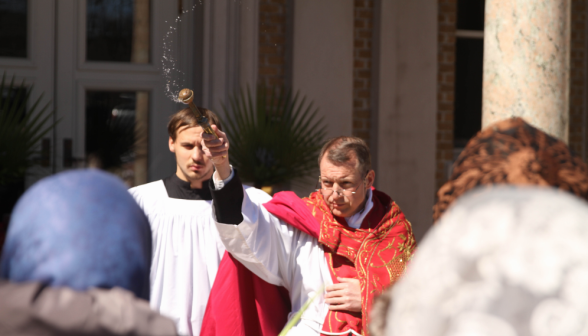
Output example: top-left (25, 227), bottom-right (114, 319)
top-left (482, 0), bottom-right (571, 141)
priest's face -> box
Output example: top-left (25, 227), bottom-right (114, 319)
top-left (319, 155), bottom-right (375, 218)
top-left (169, 125), bottom-right (214, 187)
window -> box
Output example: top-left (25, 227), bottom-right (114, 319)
top-left (86, 0), bottom-right (150, 63)
top-left (85, 90), bottom-right (149, 187)
top-left (0, 0), bottom-right (27, 58)
top-left (457, 0), bottom-right (485, 31)
top-left (454, 0), bottom-right (485, 148)
top-left (0, 85), bottom-right (29, 229)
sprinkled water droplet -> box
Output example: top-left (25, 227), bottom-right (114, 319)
top-left (161, 1), bottom-right (206, 103)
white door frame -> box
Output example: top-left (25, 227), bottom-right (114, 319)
top-left (1, 0), bottom-right (261, 185)
top-left (0, 0), bottom-right (57, 187)
top-left (55, 0), bottom-right (178, 180)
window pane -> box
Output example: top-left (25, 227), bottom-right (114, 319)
top-left (86, 90), bottom-right (149, 187)
top-left (86, 0), bottom-right (150, 63)
top-left (1, 86), bottom-right (27, 118)
top-left (0, 0), bottom-right (27, 58)
top-left (457, 0), bottom-right (485, 31)
top-left (454, 38), bottom-right (484, 147)
top-left (0, 86), bottom-right (28, 242)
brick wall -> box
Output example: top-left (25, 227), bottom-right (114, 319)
top-left (352, 0), bottom-right (374, 143)
top-left (436, 0), bottom-right (457, 192)
top-left (261, 0), bottom-right (376, 145)
top-left (569, 0), bottom-right (587, 160)
top-left (258, 0), bottom-right (288, 87)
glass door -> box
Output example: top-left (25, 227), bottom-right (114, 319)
top-left (0, 0), bottom-right (57, 243)
top-left (55, 0), bottom-right (179, 186)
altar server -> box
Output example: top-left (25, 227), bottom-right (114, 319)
top-left (129, 108), bottom-right (286, 335)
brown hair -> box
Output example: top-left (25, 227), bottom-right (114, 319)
top-left (432, 117), bottom-right (588, 222)
top-left (318, 136), bottom-right (372, 176)
top-left (167, 107), bottom-right (222, 141)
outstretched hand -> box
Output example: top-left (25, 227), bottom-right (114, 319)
top-left (201, 125), bottom-right (231, 180)
top-left (324, 277), bottom-right (362, 312)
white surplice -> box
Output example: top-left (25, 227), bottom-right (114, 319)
top-left (130, 180), bottom-right (222, 335)
top-left (130, 180), bottom-right (274, 336)
top-left (213, 177), bottom-right (374, 336)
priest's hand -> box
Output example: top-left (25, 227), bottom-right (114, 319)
top-left (201, 125), bottom-right (231, 180)
top-left (324, 277), bottom-right (362, 312)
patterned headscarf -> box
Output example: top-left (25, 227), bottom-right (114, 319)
top-left (433, 117), bottom-right (588, 222)
top-left (0, 169), bottom-right (152, 300)
top-left (387, 187), bottom-right (588, 336)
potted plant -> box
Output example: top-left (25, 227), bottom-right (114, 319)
top-left (222, 85), bottom-right (326, 193)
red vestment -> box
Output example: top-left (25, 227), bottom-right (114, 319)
top-left (201, 188), bottom-right (415, 336)
top-left (200, 252), bottom-right (291, 336)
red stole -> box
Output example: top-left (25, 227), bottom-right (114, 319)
top-left (265, 188), bottom-right (416, 335)
top-left (200, 188), bottom-right (415, 336)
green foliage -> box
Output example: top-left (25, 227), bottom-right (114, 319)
top-left (278, 285), bottom-right (324, 336)
top-left (222, 85), bottom-right (327, 188)
top-left (0, 73), bottom-right (57, 185)
top-left (86, 108), bottom-right (145, 170)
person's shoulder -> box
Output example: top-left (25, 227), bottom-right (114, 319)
top-left (128, 180), bottom-right (166, 200)
top-left (87, 287), bottom-right (177, 335)
top-left (243, 185), bottom-right (272, 203)
top-left (0, 281), bottom-right (177, 336)
top-left (130, 180), bottom-right (164, 192)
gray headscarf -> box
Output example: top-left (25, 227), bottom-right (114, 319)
top-left (385, 186), bottom-right (588, 336)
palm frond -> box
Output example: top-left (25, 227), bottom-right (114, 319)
top-left (222, 85), bottom-right (326, 188)
top-left (0, 72), bottom-right (58, 185)
top-left (278, 285), bottom-right (325, 336)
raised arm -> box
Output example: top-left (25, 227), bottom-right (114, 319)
top-left (201, 126), bottom-right (302, 288)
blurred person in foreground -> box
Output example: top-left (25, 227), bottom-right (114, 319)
top-left (385, 186), bottom-right (588, 336)
top-left (0, 169), bottom-right (176, 336)
top-left (433, 117), bottom-right (588, 221)
top-left (129, 108), bottom-right (290, 335)
top-left (369, 117), bottom-right (588, 335)
top-left (201, 132), bottom-right (416, 335)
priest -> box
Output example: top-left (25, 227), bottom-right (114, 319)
top-left (129, 108), bottom-right (288, 335)
top-left (202, 128), bottom-right (417, 335)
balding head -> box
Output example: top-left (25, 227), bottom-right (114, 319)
top-left (318, 136), bottom-right (372, 176)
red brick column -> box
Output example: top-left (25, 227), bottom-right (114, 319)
top-left (258, 0), bottom-right (288, 87)
top-left (569, 0), bottom-right (587, 160)
top-left (436, 0), bottom-right (457, 191)
top-left (352, 0), bottom-right (374, 143)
